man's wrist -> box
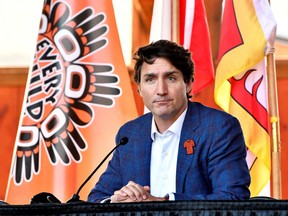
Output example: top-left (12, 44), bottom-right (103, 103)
top-left (100, 197), bottom-right (111, 203)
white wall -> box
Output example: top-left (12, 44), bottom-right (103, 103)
top-left (0, 0), bottom-right (286, 68)
top-left (0, 0), bottom-right (43, 67)
top-left (271, 0), bottom-right (288, 40)
top-left (0, 0), bottom-right (132, 67)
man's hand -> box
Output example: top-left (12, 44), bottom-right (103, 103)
top-left (110, 181), bottom-right (166, 203)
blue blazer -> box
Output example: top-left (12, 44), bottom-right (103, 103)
top-left (88, 101), bottom-right (251, 202)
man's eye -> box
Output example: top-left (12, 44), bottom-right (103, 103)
top-left (145, 77), bottom-right (154, 82)
top-left (168, 77), bottom-right (176, 81)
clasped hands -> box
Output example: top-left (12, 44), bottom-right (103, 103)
top-left (110, 181), bottom-right (166, 203)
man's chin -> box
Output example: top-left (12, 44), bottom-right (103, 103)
top-left (154, 110), bottom-right (173, 120)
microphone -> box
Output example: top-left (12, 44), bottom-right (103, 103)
top-left (30, 137), bottom-right (129, 204)
top-left (66, 136), bottom-right (129, 203)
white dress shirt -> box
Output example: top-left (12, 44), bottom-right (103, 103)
top-left (150, 108), bottom-right (187, 199)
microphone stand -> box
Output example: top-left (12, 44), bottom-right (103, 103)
top-left (66, 137), bottom-right (128, 203)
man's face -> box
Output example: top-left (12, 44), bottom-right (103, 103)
top-left (138, 57), bottom-right (191, 124)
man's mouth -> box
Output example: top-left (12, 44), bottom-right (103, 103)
top-left (154, 99), bottom-right (172, 104)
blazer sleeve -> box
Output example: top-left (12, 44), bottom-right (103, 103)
top-left (87, 114), bottom-right (152, 203)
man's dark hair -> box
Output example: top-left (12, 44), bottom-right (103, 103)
top-left (133, 40), bottom-right (195, 91)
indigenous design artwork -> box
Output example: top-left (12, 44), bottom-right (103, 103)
top-left (12, 1), bottom-right (121, 184)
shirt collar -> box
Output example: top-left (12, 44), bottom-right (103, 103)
top-left (151, 107), bottom-right (188, 141)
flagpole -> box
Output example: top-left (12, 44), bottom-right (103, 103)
top-left (171, 0), bottom-right (179, 43)
top-left (267, 47), bottom-right (282, 199)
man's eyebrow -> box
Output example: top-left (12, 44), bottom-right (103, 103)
top-left (143, 73), bottom-right (156, 77)
top-left (164, 71), bottom-right (179, 75)
top-left (161, 71), bottom-right (182, 77)
top-left (142, 70), bottom-right (180, 78)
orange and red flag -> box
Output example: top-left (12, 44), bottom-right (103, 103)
top-left (5, 0), bottom-right (137, 204)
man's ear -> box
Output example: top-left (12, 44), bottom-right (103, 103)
top-left (186, 82), bottom-right (192, 94)
top-left (137, 85), bottom-right (142, 96)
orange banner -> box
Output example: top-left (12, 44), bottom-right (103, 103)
top-left (5, 0), bottom-right (137, 204)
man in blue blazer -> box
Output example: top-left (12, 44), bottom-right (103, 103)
top-left (88, 40), bottom-right (250, 203)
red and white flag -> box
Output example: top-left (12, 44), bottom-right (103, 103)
top-left (149, 0), bottom-right (214, 95)
top-left (5, 0), bottom-right (137, 204)
top-left (215, 0), bottom-right (277, 196)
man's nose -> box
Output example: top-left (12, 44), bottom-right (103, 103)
top-left (156, 79), bottom-right (168, 95)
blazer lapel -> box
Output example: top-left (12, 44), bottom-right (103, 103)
top-left (133, 114), bottom-right (153, 187)
top-left (176, 102), bottom-right (201, 193)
